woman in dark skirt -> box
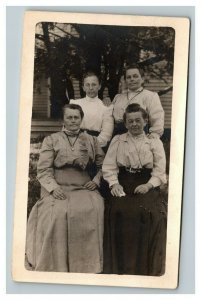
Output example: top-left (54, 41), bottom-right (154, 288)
top-left (102, 103), bottom-right (167, 276)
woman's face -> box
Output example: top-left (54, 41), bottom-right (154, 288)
top-left (125, 111), bottom-right (147, 136)
top-left (83, 76), bottom-right (101, 98)
top-left (63, 108), bottom-right (82, 132)
top-left (125, 68), bottom-right (144, 91)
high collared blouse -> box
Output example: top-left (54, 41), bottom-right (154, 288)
top-left (102, 132), bottom-right (167, 188)
top-left (112, 87), bottom-right (164, 136)
top-left (37, 131), bottom-right (105, 193)
top-left (70, 96), bottom-right (114, 147)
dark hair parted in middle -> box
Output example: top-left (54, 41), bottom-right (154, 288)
top-left (123, 103), bottom-right (148, 123)
top-left (62, 104), bottom-right (84, 120)
top-left (123, 64), bottom-right (145, 79)
top-left (82, 71), bottom-right (102, 85)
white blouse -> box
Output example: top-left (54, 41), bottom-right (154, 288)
top-left (102, 132), bottom-right (167, 188)
top-left (112, 87), bottom-right (164, 137)
top-left (70, 96), bottom-right (114, 147)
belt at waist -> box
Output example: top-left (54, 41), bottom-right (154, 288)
top-left (54, 163), bottom-right (89, 171)
top-left (81, 129), bottom-right (100, 137)
top-left (54, 164), bottom-right (73, 170)
top-left (115, 119), bottom-right (124, 124)
top-left (119, 166), bottom-right (152, 176)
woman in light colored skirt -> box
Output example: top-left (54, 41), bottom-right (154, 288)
top-left (26, 104), bottom-right (105, 273)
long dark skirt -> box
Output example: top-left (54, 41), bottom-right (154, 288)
top-left (103, 168), bottom-right (167, 276)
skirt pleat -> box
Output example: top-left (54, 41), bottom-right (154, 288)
top-left (26, 168), bottom-right (104, 273)
top-left (103, 169), bottom-right (167, 276)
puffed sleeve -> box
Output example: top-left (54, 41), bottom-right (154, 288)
top-left (97, 105), bottom-right (114, 147)
top-left (37, 136), bottom-right (59, 193)
top-left (112, 93), bottom-right (120, 105)
top-left (102, 135), bottom-right (120, 187)
top-left (148, 138), bottom-right (167, 187)
top-left (147, 92), bottom-right (164, 137)
top-left (91, 137), bottom-right (105, 187)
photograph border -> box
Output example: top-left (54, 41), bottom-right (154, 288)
top-left (11, 10), bottom-right (190, 289)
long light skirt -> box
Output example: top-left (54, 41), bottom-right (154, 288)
top-left (26, 167), bottom-right (104, 273)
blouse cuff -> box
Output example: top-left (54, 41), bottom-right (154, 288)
top-left (148, 176), bottom-right (161, 188)
top-left (97, 135), bottom-right (107, 148)
top-left (92, 170), bottom-right (102, 187)
top-left (38, 180), bottom-right (59, 193)
top-left (148, 132), bottom-right (161, 138)
top-left (149, 129), bottom-right (164, 137)
top-left (108, 178), bottom-right (119, 188)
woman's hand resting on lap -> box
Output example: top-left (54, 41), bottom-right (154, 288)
top-left (84, 181), bottom-right (98, 191)
top-left (111, 183), bottom-right (125, 197)
top-left (52, 187), bottom-right (66, 200)
top-left (134, 183), bottom-right (153, 194)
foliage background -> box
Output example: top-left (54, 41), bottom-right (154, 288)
top-left (34, 23), bottom-right (175, 118)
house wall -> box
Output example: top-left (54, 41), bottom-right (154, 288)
top-left (144, 76), bottom-right (173, 129)
top-left (32, 75), bottom-right (50, 119)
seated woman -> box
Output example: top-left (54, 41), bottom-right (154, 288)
top-left (102, 103), bottom-right (167, 276)
top-left (26, 104), bottom-right (105, 273)
top-left (70, 71), bottom-right (114, 149)
top-left (112, 64), bottom-right (164, 138)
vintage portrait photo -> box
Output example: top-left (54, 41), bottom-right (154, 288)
top-left (12, 11), bottom-right (190, 289)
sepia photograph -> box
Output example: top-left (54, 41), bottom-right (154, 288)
top-left (12, 11), bottom-right (190, 289)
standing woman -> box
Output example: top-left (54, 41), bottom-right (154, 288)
top-left (102, 103), bottom-right (167, 275)
top-left (70, 71), bottom-right (114, 149)
top-left (26, 104), bottom-right (105, 273)
top-left (112, 64), bottom-right (164, 138)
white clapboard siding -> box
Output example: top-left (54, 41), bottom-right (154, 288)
top-left (32, 75), bottom-right (50, 119)
top-left (72, 77), bottom-right (81, 99)
top-left (144, 77), bottom-right (173, 128)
